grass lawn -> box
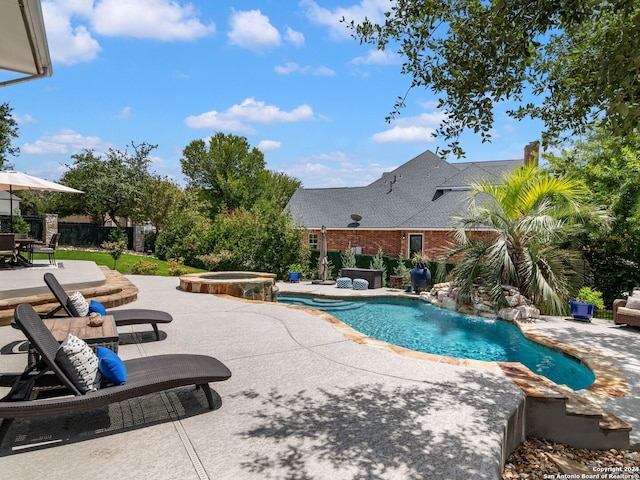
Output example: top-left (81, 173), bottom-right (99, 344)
top-left (32, 248), bottom-right (205, 276)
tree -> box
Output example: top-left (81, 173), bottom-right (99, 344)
top-left (181, 133), bottom-right (301, 214)
top-left (445, 163), bottom-right (611, 314)
top-left (51, 142), bottom-right (156, 225)
top-left (133, 176), bottom-right (182, 230)
top-left (348, 0), bottom-right (640, 156)
top-left (0, 102), bottom-right (19, 169)
top-left (546, 128), bottom-right (640, 302)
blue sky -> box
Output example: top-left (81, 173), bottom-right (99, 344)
top-left (2, 0), bottom-right (543, 188)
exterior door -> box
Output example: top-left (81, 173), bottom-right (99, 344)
top-left (409, 234), bottom-right (423, 259)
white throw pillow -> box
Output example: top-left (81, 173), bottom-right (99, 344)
top-left (68, 291), bottom-right (89, 317)
top-left (626, 296), bottom-right (640, 310)
top-left (55, 334), bottom-right (102, 393)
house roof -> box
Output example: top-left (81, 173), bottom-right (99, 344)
top-left (286, 150), bottom-right (522, 229)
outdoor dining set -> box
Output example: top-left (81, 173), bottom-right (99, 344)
top-left (0, 232), bottom-right (59, 268)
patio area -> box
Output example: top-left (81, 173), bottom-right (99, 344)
top-left (0, 274), bottom-right (638, 479)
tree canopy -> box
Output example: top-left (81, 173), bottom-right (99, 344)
top-left (0, 102), bottom-right (19, 170)
top-left (348, 0), bottom-right (640, 156)
top-left (546, 128), bottom-right (640, 301)
top-left (181, 133), bottom-right (301, 214)
top-left (50, 142), bottom-right (157, 226)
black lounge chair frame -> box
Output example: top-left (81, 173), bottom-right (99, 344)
top-left (44, 272), bottom-right (172, 341)
top-left (0, 304), bottom-right (231, 428)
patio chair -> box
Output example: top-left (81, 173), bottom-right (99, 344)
top-left (0, 304), bottom-right (231, 430)
top-left (0, 233), bottom-right (17, 265)
top-left (28, 232), bottom-right (59, 265)
top-left (43, 272), bottom-right (173, 341)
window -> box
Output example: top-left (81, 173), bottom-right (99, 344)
top-left (308, 233), bottom-right (318, 249)
top-left (409, 234), bottom-right (423, 259)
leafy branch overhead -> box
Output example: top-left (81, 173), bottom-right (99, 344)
top-left (347, 0), bottom-right (640, 156)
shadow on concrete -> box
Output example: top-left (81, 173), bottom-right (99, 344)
top-left (0, 388), bottom-right (223, 456)
top-left (235, 379), bottom-right (512, 480)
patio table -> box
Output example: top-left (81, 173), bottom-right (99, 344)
top-left (28, 315), bottom-right (118, 367)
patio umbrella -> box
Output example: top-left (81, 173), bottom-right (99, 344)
top-left (312, 225), bottom-right (334, 285)
top-left (319, 225), bottom-right (328, 281)
top-left (0, 170), bottom-right (83, 231)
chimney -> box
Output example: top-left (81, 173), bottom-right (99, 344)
top-left (524, 141), bottom-right (540, 167)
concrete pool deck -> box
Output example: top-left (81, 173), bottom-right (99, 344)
top-left (0, 276), bottom-right (638, 479)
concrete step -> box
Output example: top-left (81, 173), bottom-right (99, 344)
top-left (499, 362), bottom-right (631, 449)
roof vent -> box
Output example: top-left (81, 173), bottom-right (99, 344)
top-left (350, 214), bottom-right (362, 222)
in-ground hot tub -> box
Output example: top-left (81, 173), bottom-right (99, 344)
top-left (179, 271), bottom-right (278, 302)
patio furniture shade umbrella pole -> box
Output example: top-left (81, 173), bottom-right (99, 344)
top-left (0, 170), bottom-right (83, 232)
top-left (312, 225), bottom-right (335, 285)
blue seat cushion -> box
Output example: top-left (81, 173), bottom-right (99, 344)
top-left (96, 346), bottom-right (126, 385)
top-left (89, 300), bottom-right (107, 316)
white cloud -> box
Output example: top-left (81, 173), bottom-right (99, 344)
top-left (114, 106), bottom-right (132, 120)
top-left (351, 49), bottom-right (400, 66)
top-left (185, 98), bottom-right (314, 133)
top-left (257, 140), bottom-right (282, 152)
top-left (21, 129), bottom-right (109, 155)
top-left (92, 0), bottom-right (214, 40)
top-left (228, 10), bottom-right (281, 52)
top-left (284, 151), bottom-right (388, 187)
top-left (13, 113), bottom-right (36, 125)
top-left (43, 2), bottom-right (101, 65)
top-left (285, 27), bottom-right (305, 47)
top-left (299, 0), bottom-right (390, 40)
top-left (274, 62), bottom-right (335, 76)
top-left (371, 111), bottom-right (447, 144)
top-left (41, 0), bottom-right (214, 65)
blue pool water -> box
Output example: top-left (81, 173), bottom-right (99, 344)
top-left (278, 294), bottom-right (595, 390)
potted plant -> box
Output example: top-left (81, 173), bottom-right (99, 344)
top-left (392, 259), bottom-right (411, 290)
top-left (570, 287), bottom-right (605, 321)
top-left (410, 254), bottom-right (432, 293)
top-left (288, 263), bottom-right (303, 283)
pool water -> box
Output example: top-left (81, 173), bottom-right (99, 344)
top-left (278, 294), bottom-right (595, 390)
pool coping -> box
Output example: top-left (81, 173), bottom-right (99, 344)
top-left (273, 291), bottom-right (628, 403)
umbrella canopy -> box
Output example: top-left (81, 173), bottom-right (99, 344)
top-left (0, 0), bottom-right (52, 87)
top-left (0, 170), bottom-right (83, 230)
top-left (0, 171), bottom-right (83, 193)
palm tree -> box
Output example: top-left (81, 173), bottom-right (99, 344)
top-left (444, 163), bottom-right (611, 315)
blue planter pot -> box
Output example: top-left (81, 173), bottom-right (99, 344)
top-left (570, 300), bottom-right (594, 321)
top-left (410, 264), bottom-right (431, 293)
top-left (288, 271), bottom-right (302, 283)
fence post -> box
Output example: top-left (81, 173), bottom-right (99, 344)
top-left (42, 214), bottom-right (58, 243)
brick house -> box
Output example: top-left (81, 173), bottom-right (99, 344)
top-left (286, 148), bottom-right (533, 260)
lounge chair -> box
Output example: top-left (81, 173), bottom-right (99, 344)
top-left (0, 303), bottom-right (231, 427)
top-left (43, 272), bottom-right (173, 341)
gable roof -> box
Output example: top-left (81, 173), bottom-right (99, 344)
top-left (287, 150), bottom-right (522, 230)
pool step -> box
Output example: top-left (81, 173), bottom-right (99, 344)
top-left (500, 362), bottom-right (631, 449)
top-left (0, 267), bottom-right (138, 326)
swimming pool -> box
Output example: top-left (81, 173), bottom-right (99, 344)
top-left (278, 294), bottom-right (595, 390)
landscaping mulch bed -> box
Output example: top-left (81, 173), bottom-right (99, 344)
top-left (503, 438), bottom-right (640, 479)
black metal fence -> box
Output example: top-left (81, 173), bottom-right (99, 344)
top-left (0, 215), bottom-right (44, 240)
top-left (58, 223), bottom-right (134, 250)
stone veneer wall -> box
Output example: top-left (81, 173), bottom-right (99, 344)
top-left (42, 214), bottom-right (58, 243)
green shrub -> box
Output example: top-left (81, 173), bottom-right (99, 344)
top-left (341, 246), bottom-right (357, 269)
top-left (369, 247), bottom-right (387, 286)
top-left (9, 215), bottom-right (31, 234)
top-left (168, 257), bottom-right (189, 276)
top-left (576, 287), bottom-right (605, 309)
top-left (130, 259), bottom-right (159, 275)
